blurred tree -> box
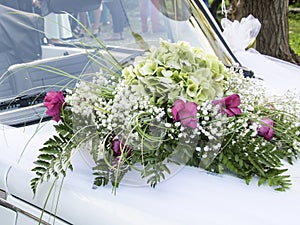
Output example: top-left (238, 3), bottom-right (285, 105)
top-left (230, 0), bottom-right (300, 65)
top-left (209, 0), bottom-right (222, 18)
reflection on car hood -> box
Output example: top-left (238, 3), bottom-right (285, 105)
top-left (2, 121), bottom-right (300, 225)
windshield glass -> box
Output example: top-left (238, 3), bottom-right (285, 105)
top-left (0, 0), bottom-right (236, 126)
top-left (83, 0), bottom-right (234, 64)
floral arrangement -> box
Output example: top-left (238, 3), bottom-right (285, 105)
top-left (31, 40), bottom-right (300, 194)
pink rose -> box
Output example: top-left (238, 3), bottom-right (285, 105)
top-left (112, 137), bottom-right (132, 167)
top-left (113, 138), bottom-right (131, 157)
top-left (257, 118), bottom-right (274, 141)
top-left (171, 99), bottom-right (198, 129)
top-left (44, 91), bottom-right (65, 122)
top-left (213, 94), bottom-right (242, 117)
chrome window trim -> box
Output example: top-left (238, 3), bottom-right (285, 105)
top-left (0, 189), bottom-right (7, 200)
top-left (0, 196), bottom-right (52, 225)
top-left (192, 0), bottom-right (240, 65)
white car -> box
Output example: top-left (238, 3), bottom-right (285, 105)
top-left (1, 1), bottom-right (300, 225)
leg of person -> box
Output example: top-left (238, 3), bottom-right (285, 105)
top-left (105, 0), bottom-right (125, 40)
top-left (78, 11), bottom-right (88, 37)
top-left (139, 0), bottom-right (149, 33)
top-left (150, 0), bottom-right (163, 33)
top-left (70, 12), bottom-right (80, 35)
top-left (100, 4), bottom-right (110, 25)
top-left (92, 6), bottom-right (102, 37)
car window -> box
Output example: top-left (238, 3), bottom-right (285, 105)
top-left (85, 0), bottom-right (233, 62)
top-left (0, 0), bottom-right (236, 126)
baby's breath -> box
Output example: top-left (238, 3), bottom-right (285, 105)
top-left (34, 40), bottom-right (300, 193)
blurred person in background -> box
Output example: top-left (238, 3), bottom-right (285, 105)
top-left (103, 0), bottom-right (126, 40)
top-left (78, 5), bottom-right (102, 37)
top-left (139, 0), bottom-right (163, 33)
top-left (100, 4), bottom-right (110, 26)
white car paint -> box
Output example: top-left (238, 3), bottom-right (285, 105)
top-left (1, 1), bottom-right (300, 224)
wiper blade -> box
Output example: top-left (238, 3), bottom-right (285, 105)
top-left (0, 93), bottom-right (49, 127)
top-left (0, 93), bottom-right (46, 112)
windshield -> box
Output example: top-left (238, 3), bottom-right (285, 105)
top-left (83, 0), bottom-right (235, 64)
top-left (0, 0), bottom-right (236, 126)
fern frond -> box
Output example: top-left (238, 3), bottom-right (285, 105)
top-left (31, 109), bottom-right (75, 195)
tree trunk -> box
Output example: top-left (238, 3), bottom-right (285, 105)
top-left (231, 0), bottom-right (300, 65)
top-left (209, 0), bottom-right (222, 18)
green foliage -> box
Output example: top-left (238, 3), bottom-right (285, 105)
top-left (93, 157), bottom-right (113, 188)
top-left (142, 161), bottom-right (171, 188)
top-left (289, 12), bottom-right (300, 56)
top-left (31, 39), bottom-right (300, 195)
top-left (92, 134), bottom-right (129, 190)
top-left (30, 109), bottom-right (74, 195)
top-left (188, 103), bottom-right (300, 191)
top-left (93, 156), bottom-right (129, 190)
top-left (92, 142), bottom-right (173, 189)
top-left (199, 133), bottom-right (294, 191)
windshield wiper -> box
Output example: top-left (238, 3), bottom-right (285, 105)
top-left (0, 93), bottom-right (49, 127)
top-left (0, 93), bottom-right (46, 112)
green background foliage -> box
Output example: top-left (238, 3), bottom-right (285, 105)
top-left (289, 12), bottom-right (300, 55)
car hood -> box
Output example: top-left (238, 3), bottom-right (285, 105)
top-left (235, 49), bottom-right (300, 95)
top-left (0, 122), bottom-right (55, 191)
top-left (2, 121), bottom-right (300, 225)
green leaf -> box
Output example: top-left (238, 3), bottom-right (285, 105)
top-left (32, 166), bottom-right (47, 172)
top-left (131, 31), bottom-right (149, 50)
top-left (35, 160), bottom-right (50, 168)
top-left (258, 177), bottom-right (267, 186)
top-left (38, 154), bottom-right (55, 161)
top-left (31, 117), bottom-right (75, 194)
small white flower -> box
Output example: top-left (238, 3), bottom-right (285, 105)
top-left (175, 122), bottom-right (181, 127)
top-left (165, 123), bottom-right (172, 128)
top-left (204, 146), bottom-right (210, 152)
